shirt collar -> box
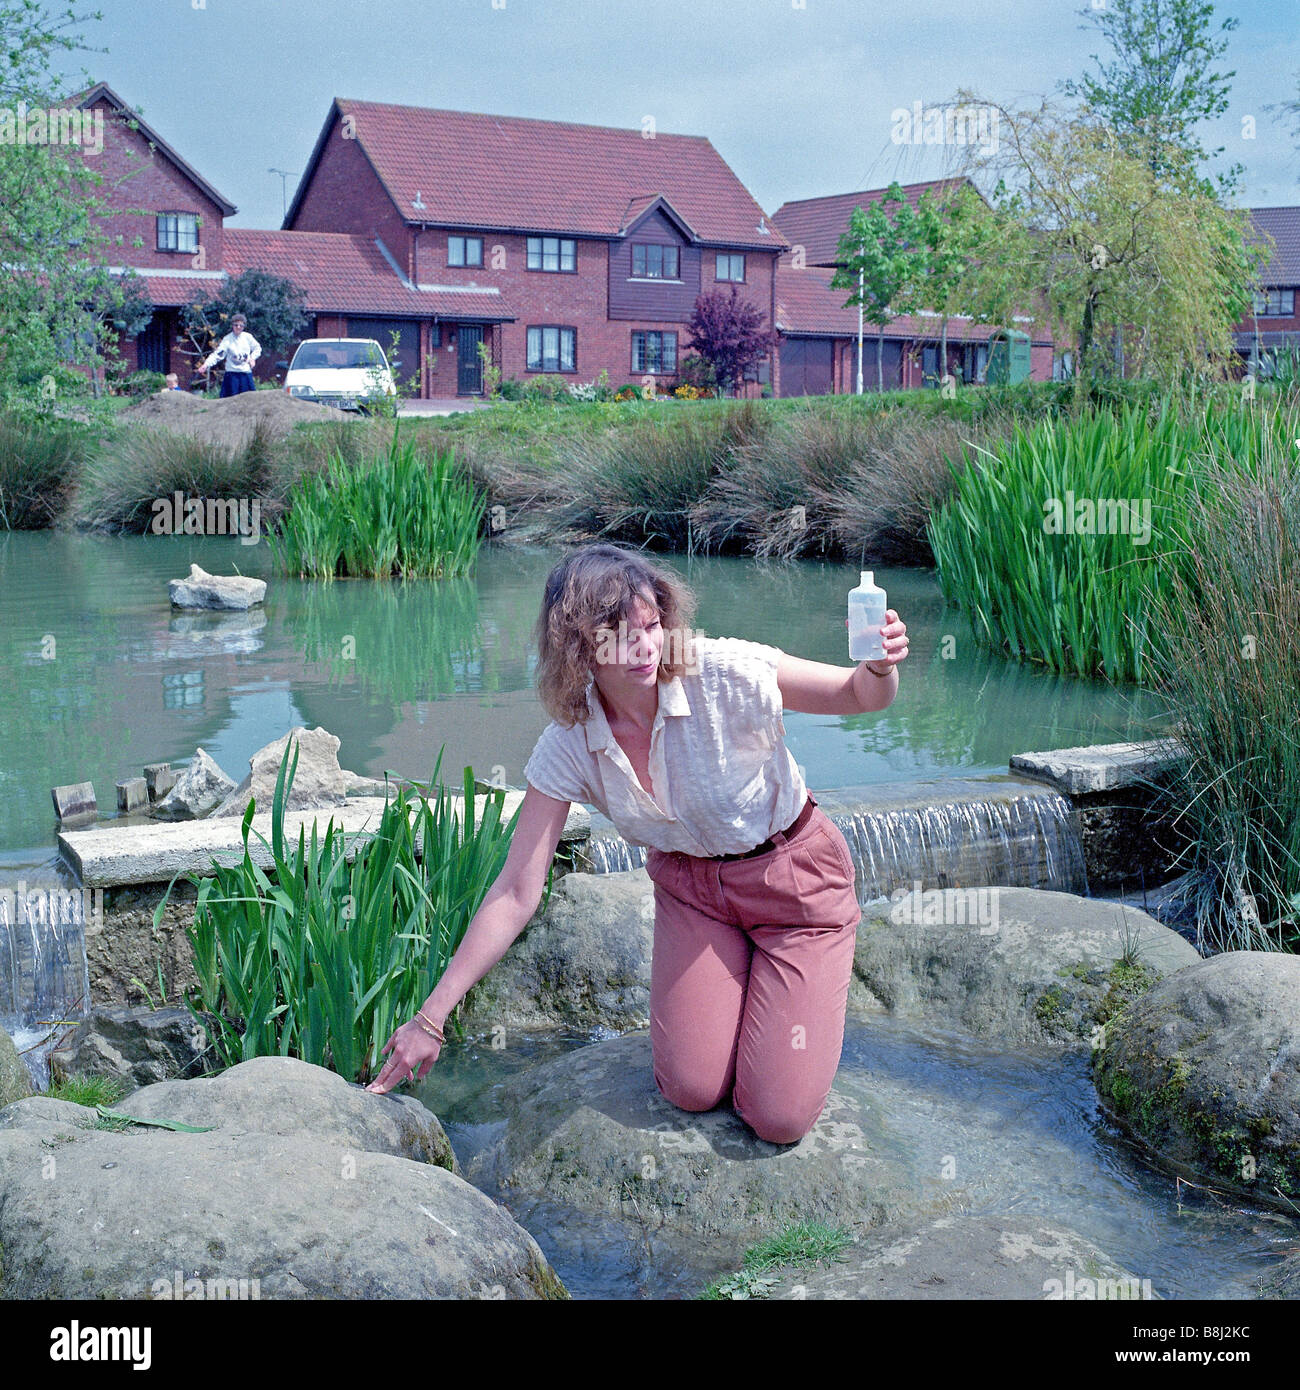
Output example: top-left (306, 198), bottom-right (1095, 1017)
top-left (583, 670), bottom-right (690, 754)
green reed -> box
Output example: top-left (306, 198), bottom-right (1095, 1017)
top-left (156, 735), bottom-right (531, 1082)
top-left (267, 429), bottom-right (486, 579)
top-left (925, 403), bottom-right (1287, 684)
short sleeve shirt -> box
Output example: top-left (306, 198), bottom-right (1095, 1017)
top-left (523, 634), bottom-right (808, 856)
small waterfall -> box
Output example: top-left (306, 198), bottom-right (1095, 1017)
top-left (0, 876), bottom-right (94, 1089)
top-left (578, 778), bottom-right (1089, 904)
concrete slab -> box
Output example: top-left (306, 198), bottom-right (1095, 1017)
top-left (1009, 739), bottom-right (1186, 796)
top-left (60, 790), bottom-right (589, 888)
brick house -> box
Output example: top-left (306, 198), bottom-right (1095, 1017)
top-left (279, 99), bottom-right (788, 397)
top-left (74, 82), bottom-right (233, 377)
top-left (1235, 207), bottom-right (1300, 373)
top-left (771, 179), bottom-right (1056, 393)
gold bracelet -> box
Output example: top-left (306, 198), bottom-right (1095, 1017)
top-left (416, 1009), bottom-right (445, 1039)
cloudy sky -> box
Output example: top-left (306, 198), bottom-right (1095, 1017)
top-left (62, 0), bottom-right (1300, 227)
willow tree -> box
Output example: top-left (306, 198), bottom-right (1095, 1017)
top-left (946, 95), bottom-right (1262, 391)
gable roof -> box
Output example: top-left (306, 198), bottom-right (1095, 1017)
top-left (285, 100), bottom-right (786, 250)
top-left (620, 194), bottom-right (697, 241)
top-left (1246, 207), bottom-right (1300, 286)
top-left (772, 178), bottom-right (978, 267)
top-left (74, 82), bottom-right (237, 216)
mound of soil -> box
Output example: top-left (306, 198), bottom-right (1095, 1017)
top-left (120, 388), bottom-right (351, 450)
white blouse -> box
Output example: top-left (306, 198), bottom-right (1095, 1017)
top-left (523, 634), bottom-right (808, 857)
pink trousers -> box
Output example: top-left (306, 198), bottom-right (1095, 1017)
top-left (643, 795), bottom-right (861, 1145)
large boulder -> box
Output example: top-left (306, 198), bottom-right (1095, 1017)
top-left (763, 1215), bottom-right (1155, 1300)
top-left (211, 726), bottom-right (384, 818)
top-left (459, 868), bottom-right (655, 1031)
top-left (1093, 951), bottom-right (1300, 1214)
top-left (466, 1031), bottom-right (946, 1246)
top-left (854, 886), bottom-right (1201, 1047)
top-left (0, 1029), bottom-right (32, 1106)
top-left (48, 1005), bottom-right (209, 1090)
top-left (151, 748), bottom-right (236, 821)
top-left (168, 563), bottom-right (266, 611)
top-left (0, 1056), bottom-right (567, 1299)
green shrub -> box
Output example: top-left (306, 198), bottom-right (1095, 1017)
top-left (162, 737), bottom-right (532, 1082)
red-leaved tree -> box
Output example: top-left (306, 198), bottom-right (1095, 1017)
top-left (685, 285), bottom-right (779, 393)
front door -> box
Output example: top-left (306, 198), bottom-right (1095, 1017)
top-left (457, 325), bottom-right (484, 394)
top-left (136, 313), bottom-right (169, 374)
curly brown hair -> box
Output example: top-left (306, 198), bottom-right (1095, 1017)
top-left (532, 543), bottom-right (700, 727)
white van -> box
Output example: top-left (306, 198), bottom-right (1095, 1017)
top-left (283, 337), bottom-right (396, 411)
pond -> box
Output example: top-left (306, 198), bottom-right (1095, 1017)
top-left (0, 530), bottom-right (1170, 869)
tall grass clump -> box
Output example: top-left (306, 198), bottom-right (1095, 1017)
top-left (926, 403), bottom-right (1287, 684)
top-left (698, 403), bottom-right (1009, 563)
top-left (73, 417), bottom-right (275, 532)
top-left (559, 401), bottom-right (769, 550)
top-left (159, 737), bottom-right (529, 1081)
top-left (1141, 411), bottom-right (1300, 953)
top-left (267, 429), bottom-right (486, 578)
top-left (0, 411), bottom-right (88, 528)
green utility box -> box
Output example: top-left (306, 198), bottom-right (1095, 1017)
top-left (987, 329), bottom-right (1032, 385)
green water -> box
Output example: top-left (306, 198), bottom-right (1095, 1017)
top-left (0, 530), bottom-right (1170, 868)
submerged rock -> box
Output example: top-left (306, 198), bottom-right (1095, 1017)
top-left (1094, 951), bottom-right (1300, 1215)
top-left (168, 563), bottom-right (266, 611)
top-left (466, 1031), bottom-right (946, 1244)
top-left (764, 1214), bottom-right (1156, 1300)
top-left (853, 886), bottom-right (1201, 1047)
top-left (0, 1056), bottom-right (566, 1300)
top-left (151, 747), bottom-right (236, 821)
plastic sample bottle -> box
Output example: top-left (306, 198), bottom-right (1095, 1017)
top-left (848, 570), bottom-right (887, 663)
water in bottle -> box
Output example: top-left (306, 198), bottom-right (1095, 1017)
top-left (848, 571), bottom-right (887, 662)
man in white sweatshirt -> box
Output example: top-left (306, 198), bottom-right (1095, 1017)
top-left (201, 313), bottom-right (261, 396)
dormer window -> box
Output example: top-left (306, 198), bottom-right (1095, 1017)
top-left (157, 213), bottom-right (199, 253)
top-left (632, 244), bottom-right (679, 279)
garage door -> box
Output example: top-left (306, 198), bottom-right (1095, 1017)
top-left (346, 318), bottom-right (421, 389)
top-left (779, 338), bottom-right (834, 396)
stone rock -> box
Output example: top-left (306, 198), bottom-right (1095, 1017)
top-left (211, 726), bottom-right (371, 818)
top-left (1093, 951), bottom-right (1300, 1214)
top-left (0, 1095), bottom-right (96, 1138)
top-left (460, 867), bottom-right (655, 1031)
top-left (151, 748), bottom-right (236, 821)
top-left (0, 1055), bottom-right (567, 1299)
top-left (168, 563), bottom-right (266, 611)
top-left (0, 1029), bottom-right (33, 1106)
top-left (854, 886), bottom-right (1201, 1047)
top-left (765, 1215), bottom-right (1155, 1300)
top-left (47, 1005), bottom-right (210, 1090)
top-left (466, 1032), bottom-right (945, 1244)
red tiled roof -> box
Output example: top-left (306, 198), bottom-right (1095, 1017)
top-left (774, 256), bottom-right (1047, 342)
top-left (1246, 207), bottom-right (1300, 286)
top-left (772, 179), bottom-right (977, 267)
top-left (131, 271), bottom-right (228, 308)
top-left (223, 228), bottom-right (514, 320)
top-left (292, 101), bottom-right (785, 251)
